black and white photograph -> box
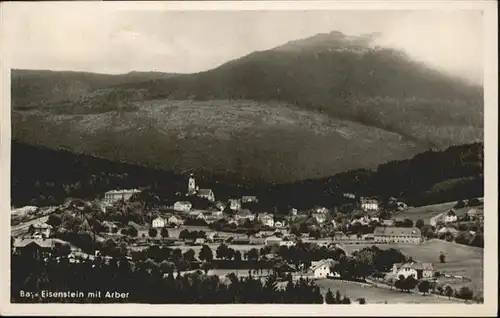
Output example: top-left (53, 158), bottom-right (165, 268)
top-left (0, 1), bottom-right (497, 316)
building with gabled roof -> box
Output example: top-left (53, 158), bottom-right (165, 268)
top-left (373, 227), bottom-right (422, 244)
top-left (308, 258), bottom-right (339, 278)
top-left (392, 261), bottom-right (435, 279)
top-left (198, 189), bottom-right (215, 202)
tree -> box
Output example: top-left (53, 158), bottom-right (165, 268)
top-left (444, 284), bottom-right (454, 299)
top-left (402, 218), bottom-right (414, 228)
top-left (325, 289), bottom-right (335, 304)
top-left (247, 248), bottom-right (260, 261)
top-left (418, 280), bottom-right (431, 295)
top-left (216, 244), bottom-right (228, 260)
top-left (128, 226), bottom-right (138, 237)
top-left (183, 249), bottom-right (196, 263)
top-left (111, 227), bottom-right (119, 234)
top-left (415, 219), bottom-right (424, 229)
top-left (199, 244), bottom-right (213, 262)
top-left (467, 198), bottom-right (481, 207)
top-left (439, 252), bottom-right (446, 263)
top-left (454, 200), bottom-right (466, 209)
top-left (179, 229), bottom-right (190, 240)
top-left (160, 227), bottom-right (169, 238)
top-left (234, 250), bottom-right (242, 262)
top-left (148, 228), bottom-right (158, 238)
top-left (357, 297), bottom-right (366, 304)
top-left (404, 276), bottom-right (418, 292)
top-left (456, 286), bottom-right (474, 301)
top-left (201, 262), bottom-right (212, 275)
top-left (47, 214), bottom-right (62, 227)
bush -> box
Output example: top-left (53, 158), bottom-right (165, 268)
top-left (467, 198), bottom-right (481, 206)
top-left (454, 200), bottom-right (466, 209)
top-left (456, 286), bottom-right (474, 300)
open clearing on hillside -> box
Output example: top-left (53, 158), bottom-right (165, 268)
top-left (393, 201), bottom-right (470, 223)
top-left (340, 239), bottom-right (483, 296)
top-left (314, 279), bottom-right (461, 304)
top-left (12, 99), bottom-right (424, 183)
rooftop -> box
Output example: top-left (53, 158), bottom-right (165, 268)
top-left (373, 226), bottom-right (421, 237)
top-left (198, 189), bottom-right (213, 195)
top-left (105, 189), bottom-right (140, 194)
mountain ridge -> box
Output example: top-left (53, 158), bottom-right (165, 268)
top-left (11, 30), bottom-right (483, 183)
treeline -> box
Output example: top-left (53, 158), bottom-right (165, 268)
top-left (11, 253), bottom-right (343, 304)
top-left (11, 140), bottom-right (483, 210)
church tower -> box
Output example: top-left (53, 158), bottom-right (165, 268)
top-left (188, 173), bottom-right (196, 194)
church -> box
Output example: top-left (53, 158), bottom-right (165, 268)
top-left (186, 174), bottom-right (215, 202)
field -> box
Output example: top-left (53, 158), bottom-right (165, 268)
top-left (314, 279), bottom-right (461, 304)
top-left (393, 201), bottom-right (470, 224)
top-left (339, 239), bottom-right (483, 296)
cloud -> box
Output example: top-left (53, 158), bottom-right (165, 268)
top-left (3, 7), bottom-right (483, 83)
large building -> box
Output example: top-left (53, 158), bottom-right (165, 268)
top-left (198, 189), bottom-right (215, 202)
top-left (360, 198), bottom-right (379, 212)
top-left (308, 259), bottom-right (339, 278)
top-left (373, 227), bottom-right (422, 244)
top-left (103, 189), bottom-right (141, 204)
top-left (174, 201), bottom-right (192, 212)
top-left (186, 174), bottom-right (215, 202)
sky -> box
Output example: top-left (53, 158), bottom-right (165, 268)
top-left (3, 5), bottom-right (484, 84)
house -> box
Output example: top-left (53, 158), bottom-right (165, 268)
top-left (265, 236), bottom-right (283, 246)
top-left (103, 189), bottom-right (141, 204)
top-left (101, 221), bottom-right (117, 233)
top-left (392, 261), bottom-right (435, 279)
top-left (274, 220), bottom-right (286, 228)
top-left (396, 202), bottom-right (408, 210)
top-left (429, 213), bottom-right (445, 227)
top-left (204, 215), bottom-right (219, 224)
top-left (215, 201), bottom-right (226, 211)
top-left (360, 198), bottom-right (379, 212)
top-left (314, 207), bottom-right (329, 214)
top-left (229, 199), bottom-right (242, 211)
top-left (279, 240), bottom-right (295, 247)
top-left (194, 238), bottom-right (205, 245)
top-left (32, 223), bottom-right (52, 238)
top-left (151, 217), bottom-right (165, 229)
top-left (198, 189), bottom-right (215, 202)
top-left (381, 219), bottom-right (395, 227)
top-left (311, 213), bottom-right (326, 224)
top-left (188, 211), bottom-right (206, 220)
top-left (235, 209), bottom-right (255, 221)
top-left (290, 208), bottom-right (298, 216)
top-left (437, 227), bottom-right (459, 236)
top-left (343, 193), bottom-right (356, 200)
top-left (257, 213), bottom-right (275, 227)
top-left (211, 209), bottom-right (224, 218)
top-left (444, 209), bottom-right (458, 223)
top-left (467, 208), bottom-right (484, 221)
top-left (373, 227), bottom-right (422, 244)
top-left (127, 221), bottom-right (142, 231)
top-left (13, 238), bottom-right (59, 258)
top-left (174, 201), bottom-right (192, 213)
top-left (167, 215), bottom-right (183, 226)
top-left (242, 196), bottom-right (259, 203)
top-left (309, 259), bottom-right (339, 278)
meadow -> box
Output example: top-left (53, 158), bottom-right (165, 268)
top-left (393, 201), bottom-right (470, 224)
top-left (314, 279), bottom-right (462, 304)
top-left (340, 239), bottom-right (483, 296)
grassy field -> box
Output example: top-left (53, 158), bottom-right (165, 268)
top-left (393, 201), bottom-right (471, 224)
top-left (314, 279), bottom-right (461, 304)
top-left (340, 239), bottom-right (483, 296)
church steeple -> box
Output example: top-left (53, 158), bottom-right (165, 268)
top-left (188, 173), bottom-right (196, 194)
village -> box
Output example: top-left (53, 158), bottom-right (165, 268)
top-left (10, 173), bottom-right (484, 303)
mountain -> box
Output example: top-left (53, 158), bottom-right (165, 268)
top-left (11, 31), bottom-right (484, 183)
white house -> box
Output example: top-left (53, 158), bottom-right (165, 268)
top-left (32, 223), bottom-right (52, 238)
top-left (151, 217), bottom-right (165, 228)
top-left (309, 259), bottom-right (339, 278)
top-left (241, 196), bottom-right (258, 203)
top-left (274, 221), bottom-right (285, 228)
top-left (174, 201), bottom-right (192, 213)
top-left (103, 189), bottom-right (141, 204)
top-left (229, 199), bottom-right (242, 211)
top-left (188, 211), bottom-right (206, 220)
top-left (444, 209), bottom-right (458, 223)
top-left (198, 189), bottom-right (215, 202)
top-left (235, 209), bottom-right (255, 221)
top-left (265, 236), bottom-right (282, 246)
top-left (167, 215), bottom-right (182, 226)
top-left (279, 240), bottom-right (295, 247)
top-left (258, 213), bottom-right (275, 227)
top-left (360, 198), bottom-right (379, 212)
top-left (392, 262), bottom-right (435, 279)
